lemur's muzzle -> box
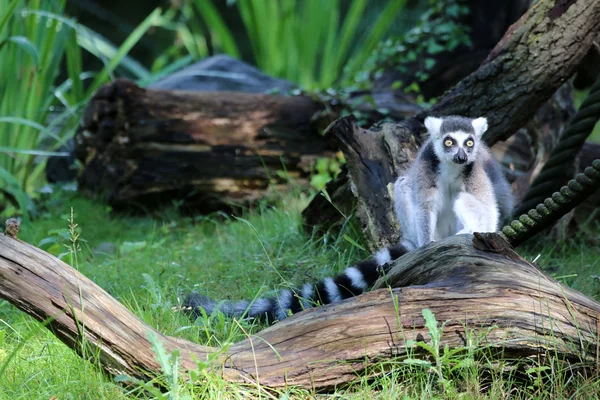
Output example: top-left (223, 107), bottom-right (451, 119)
top-left (453, 148), bottom-right (468, 164)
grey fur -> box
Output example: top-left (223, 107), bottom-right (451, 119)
top-left (394, 116), bottom-right (513, 248)
top-left (184, 115), bottom-right (512, 323)
top-left (440, 116), bottom-right (475, 134)
top-left (183, 243), bottom-right (410, 322)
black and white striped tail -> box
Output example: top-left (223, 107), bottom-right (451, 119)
top-left (183, 244), bottom-right (409, 322)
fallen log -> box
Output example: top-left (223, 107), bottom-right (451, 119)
top-left (74, 79), bottom-right (337, 212)
top-left (0, 231), bottom-right (598, 390)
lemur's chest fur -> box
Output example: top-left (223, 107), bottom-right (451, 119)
top-left (433, 162), bottom-right (469, 239)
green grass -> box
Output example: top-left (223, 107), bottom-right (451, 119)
top-left (574, 88), bottom-right (600, 143)
top-left (1, 189), bottom-right (599, 398)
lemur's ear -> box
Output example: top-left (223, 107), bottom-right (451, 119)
top-left (424, 117), bottom-right (443, 137)
top-left (472, 117), bottom-right (488, 137)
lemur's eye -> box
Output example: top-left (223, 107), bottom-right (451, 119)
top-left (466, 140), bottom-right (474, 147)
top-left (444, 139), bottom-right (453, 147)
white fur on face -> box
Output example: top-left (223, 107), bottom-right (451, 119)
top-left (433, 131), bottom-right (479, 164)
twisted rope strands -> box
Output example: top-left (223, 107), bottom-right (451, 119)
top-left (515, 77), bottom-right (600, 215)
top-left (501, 159), bottom-right (600, 247)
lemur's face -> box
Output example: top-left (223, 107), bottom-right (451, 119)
top-left (424, 116), bottom-right (488, 166)
top-left (440, 131), bottom-right (476, 165)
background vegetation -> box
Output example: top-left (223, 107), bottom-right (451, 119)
top-left (0, 0), bottom-right (598, 398)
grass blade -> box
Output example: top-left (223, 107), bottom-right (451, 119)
top-left (0, 36), bottom-right (39, 65)
top-left (85, 8), bottom-right (162, 95)
top-left (194, 0), bottom-right (240, 58)
top-left (0, 0), bottom-right (18, 35)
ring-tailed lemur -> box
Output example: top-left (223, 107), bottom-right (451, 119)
top-left (184, 115), bottom-right (513, 322)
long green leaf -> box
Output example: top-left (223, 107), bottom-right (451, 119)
top-left (319, 0), bottom-right (340, 87)
top-left (0, 117), bottom-right (60, 142)
top-left (64, 27), bottom-right (83, 104)
top-left (138, 55), bottom-right (194, 87)
top-left (21, 10), bottom-right (152, 82)
top-left (0, 146), bottom-right (69, 156)
top-left (85, 8), bottom-right (162, 95)
top-left (0, 35), bottom-right (39, 65)
top-left (194, 0), bottom-right (240, 58)
top-left (0, 0), bottom-right (18, 35)
top-left (331, 0), bottom-right (368, 79)
top-left (344, 0), bottom-right (406, 80)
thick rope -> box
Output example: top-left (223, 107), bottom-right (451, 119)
top-left (515, 77), bottom-right (600, 215)
top-left (501, 159), bottom-right (600, 247)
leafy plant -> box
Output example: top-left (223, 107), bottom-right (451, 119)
top-left (310, 152), bottom-right (344, 190)
top-left (0, 0), bottom-right (161, 219)
top-left (181, 0), bottom-right (407, 90)
top-left (356, 0), bottom-right (471, 96)
top-left (403, 308), bottom-right (496, 393)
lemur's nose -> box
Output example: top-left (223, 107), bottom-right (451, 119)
top-left (453, 148), bottom-right (467, 164)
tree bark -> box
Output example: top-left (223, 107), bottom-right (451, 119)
top-left (303, 83), bottom-right (587, 249)
top-left (0, 232), bottom-right (598, 390)
top-left (309, 117), bottom-right (425, 250)
top-left (422, 0), bottom-right (600, 146)
top-left (75, 79), bottom-right (336, 212)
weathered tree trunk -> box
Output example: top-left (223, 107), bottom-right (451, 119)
top-left (0, 232), bottom-right (598, 390)
top-left (422, 0), bottom-right (600, 146)
top-left (75, 79), bottom-right (336, 212)
top-left (304, 118), bottom-right (424, 250)
top-left (305, 0), bottom-right (600, 245)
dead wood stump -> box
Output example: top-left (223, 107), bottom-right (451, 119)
top-left (74, 79), bottom-right (336, 212)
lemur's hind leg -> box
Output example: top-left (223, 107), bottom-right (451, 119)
top-left (393, 177), bottom-right (418, 249)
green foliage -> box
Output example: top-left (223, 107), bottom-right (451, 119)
top-left (310, 152), bottom-right (345, 190)
top-left (0, 0), bottom-right (75, 218)
top-left (0, 1), bottom-right (162, 220)
top-left (114, 332), bottom-right (191, 400)
top-left (174, 0), bottom-right (407, 90)
top-left (356, 0), bottom-right (471, 94)
top-left (1, 191), bottom-right (600, 398)
top-left (574, 87), bottom-right (600, 143)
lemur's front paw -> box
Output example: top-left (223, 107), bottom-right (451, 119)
top-left (456, 229), bottom-right (473, 235)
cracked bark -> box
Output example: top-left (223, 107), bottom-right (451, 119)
top-left (0, 233), bottom-right (598, 390)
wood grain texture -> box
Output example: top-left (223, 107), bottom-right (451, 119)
top-left (1, 233), bottom-right (598, 390)
top-left (75, 79), bottom-right (336, 212)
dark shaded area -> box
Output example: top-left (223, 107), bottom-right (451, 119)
top-left (375, 0), bottom-right (531, 100)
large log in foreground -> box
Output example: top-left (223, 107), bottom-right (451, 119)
top-left (0, 232), bottom-right (598, 390)
top-left (74, 79), bottom-right (335, 212)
